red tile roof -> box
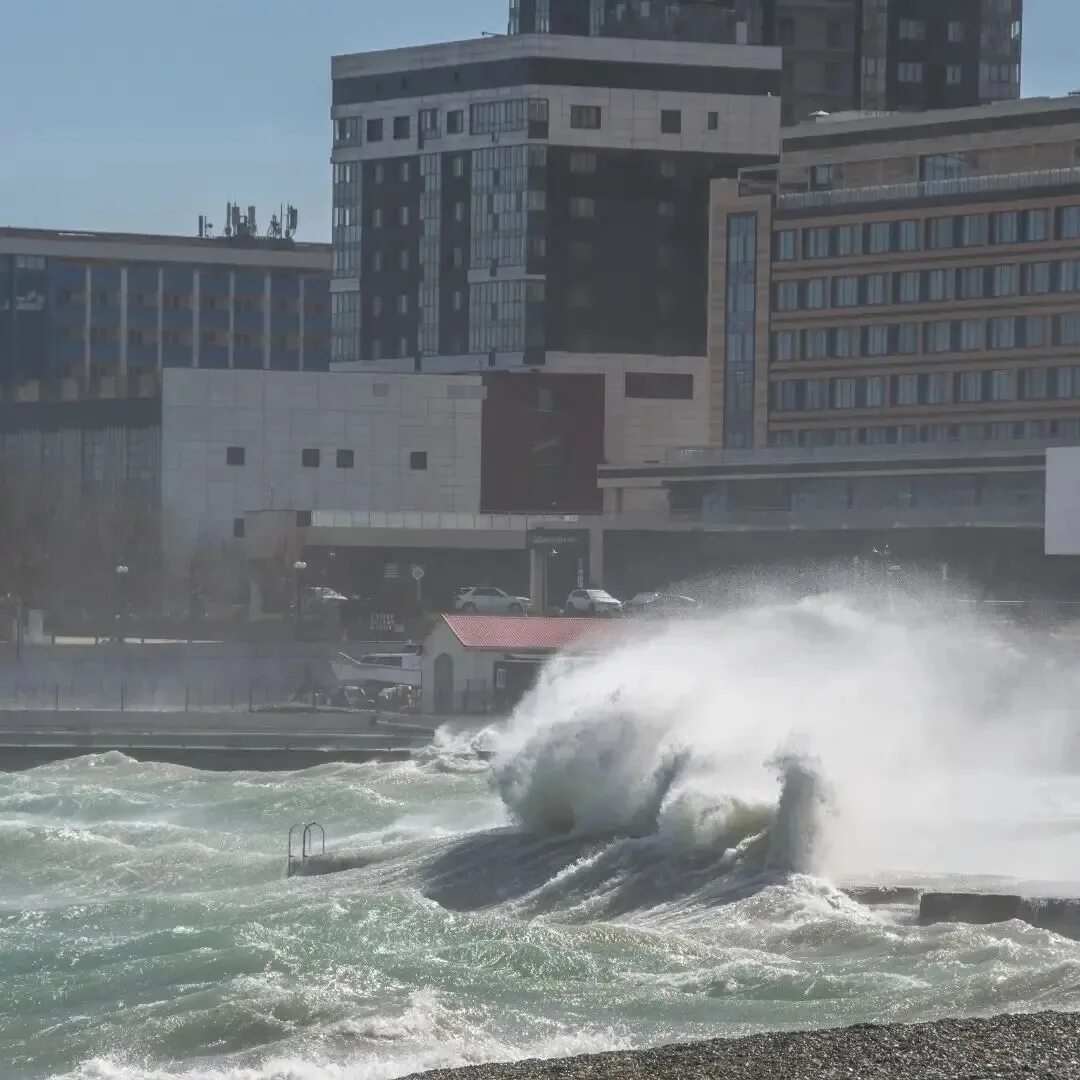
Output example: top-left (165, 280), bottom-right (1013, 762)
top-left (441, 613), bottom-right (613, 651)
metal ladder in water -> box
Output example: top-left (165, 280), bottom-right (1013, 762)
top-left (286, 821), bottom-right (325, 877)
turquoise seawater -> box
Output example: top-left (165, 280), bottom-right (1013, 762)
top-left (1, 752), bottom-right (1078, 1080)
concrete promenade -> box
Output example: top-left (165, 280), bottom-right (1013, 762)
top-left (0, 708), bottom-right (441, 770)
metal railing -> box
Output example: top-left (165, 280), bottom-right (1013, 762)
top-left (693, 502), bottom-right (1043, 530)
top-left (777, 166), bottom-right (1080, 212)
top-left (663, 437), bottom-right (1071, 469)
top-left (310, 510), bottom-right (597, 531)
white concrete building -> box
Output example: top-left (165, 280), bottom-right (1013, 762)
top-left (161, 369), bottom-right (485, 556)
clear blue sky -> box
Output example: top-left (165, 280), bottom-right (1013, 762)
top-left (2, 0), bottom-right (1075, 242)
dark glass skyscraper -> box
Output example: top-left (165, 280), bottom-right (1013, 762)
top-left (509, 0), bottom-right (1023, 125)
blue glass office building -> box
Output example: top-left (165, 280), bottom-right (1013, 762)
top-left (0, 228), bottom-right (332, 384)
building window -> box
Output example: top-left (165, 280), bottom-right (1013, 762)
top-left (866, 325), bottom-right (889, 357)
top-left (398, 336), bottom-right (409, 358)
top-left (926, 322), bottom-right (952, 353)
top-left (811, 164), bottom-right (838, 191)
top-left (868, 221), bottom-right (891, 254)
top-left (958, 371), bottom-right (983, 403)
top-left (865, 376), bottom-right (885, 407)
top-left (898, 18), bottom-right (925, 40)
top-left (447, 109), bottom-right (464, 135)
top-left (897, 323), bottom-right (919, 354)
top-left (399, 249), bottom-right (411, 271)
top-left (399, 161), bottom-right (412, 182)
top-left (928, 268), bottom-right (955, 301)
top-left (834, 327), bottom-right (860, 359)
top-left (897, 62), bottom-right (924, 83)
top-left (569, 196), bottom-right (595, 219)
top-left (1059, 206), bottom-right (1080, 239)
top-left (1059, 313), bottom-right (1080, 346)
top-left (833, 224), bottom-right (861, 256)
top-left (372, 296), bottom-right (383, 317)
top-left (946, 66), bottom-right (964, 85)
top-left (927, 217), bottom-right (954, 250)
top-left (898, 271), bottom-right (920, 302)
top-left (926, 373), bottom-right (951, 405)
top-left (805, 278), bottom-right (827, 310)
top-left (775, 281), bottom-right (799, 311)
top-left (451, 156), bottom-right (466, 180)
top-left (419, 107), bottom-right (440, 137)
top-left (834, 276), bottom-right (859, 307)
top-left (804, 227), bottom-right (830, 259)
top-left (226, 446), bottom-right (245, 466)
top-left (660, 109), bottom-right (682, 134)
top-left (947, 20), bottom-right (965, 42)
top-left (1025, 210), bottom-right (1049, 242)
top-left (302, 448), bottom-right (321, 468)
top-left (832, 378), bottom-right (856, 409)
top-left (397, 294), bottom-right (409, 315)
top-left (453, 290), bottom-right (464, 311)
top-left (399, 206), bottom-right (410, 226)
top-left (624, 372), bottom-right (694, 399)
top-left (409, 451), bottom-right (428, 470)
top-left (372, 207), bottom-right (383, 229)
top-left (959, 266), bottom-right (984, 300)
top-left (960, 214), bottom-right (988, 247)
top-left (1024, 315), bottom-right (1050, 347)
top-left (896, 374), bottom-right (919, 406)
top-left (393, 116), bottom-right (411, 140)
top-left (1026, 262), bottom-right (1052, 294)
top-left (992, 211), bottom-right (1020, 244)
top-left (921, 152), bottom-right (968, 182)
top-left (776, 230), bottom-right (798, 261)
top-left (990, 316), bottom-right (1016, 349)
top-left (773, 331), bottom-right (798, 362)
top-left (366, 118), bottom-right (384, 142)
top-left (804, 329), bottom-right (828, 360)
top-left (569, 150), bottom-right (598, 175)
top-left (897, 220), bottom-right (919, 252)
top-left (992, 264), bottom-right (1019, 297)
top-left (570, 105), bottom-right (602, 129)
top-left (865, 274), bottom-right (887, 306)
top-left (991, 371), bottom-right (1016, 402)
top-left (959, 319), bottom-right (985, 351)
top-left (336, 449), bottom-right (355, 469)
top-left (233, 518), bottom-right (246, 539)
top-left (1023, 368), bottom-right (1049, 400)
top-left (707, 111), bottom-right (719, 130)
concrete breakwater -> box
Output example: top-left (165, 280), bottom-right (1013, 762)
top-left (919, 891), bottom-right (1080, 939)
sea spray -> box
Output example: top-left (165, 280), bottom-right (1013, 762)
top-left (488, 588), bottom-right (1080, 881)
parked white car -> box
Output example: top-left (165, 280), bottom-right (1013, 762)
top-left (564, 588), bottom-right (623, 615)
top-left (454, 586), bottom-right (532, 615)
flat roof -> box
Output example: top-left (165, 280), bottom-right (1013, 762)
top-left (782, 96), bottom-right (1080, 152)
top-left (0, 226), bottom-right (329, 258)
top-left (332, 31), bottom-right (780, 78)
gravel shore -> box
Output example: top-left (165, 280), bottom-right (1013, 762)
top-left (410, 1013), bottom-right (1080, 1080)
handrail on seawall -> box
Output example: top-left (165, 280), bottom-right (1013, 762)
top-left (286, 821), bottom-right (326, 877)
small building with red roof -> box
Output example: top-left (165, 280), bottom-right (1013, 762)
top-left (421, 613), bottom-right (613, 715)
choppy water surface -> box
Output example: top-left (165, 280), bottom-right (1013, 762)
top-left (2, 593), bottom-right (1080, 1080)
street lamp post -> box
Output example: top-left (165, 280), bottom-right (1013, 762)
top-left (293, 560), bottom-right (307, 637)
top-left (115, 564), bottom-right (130, 644)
